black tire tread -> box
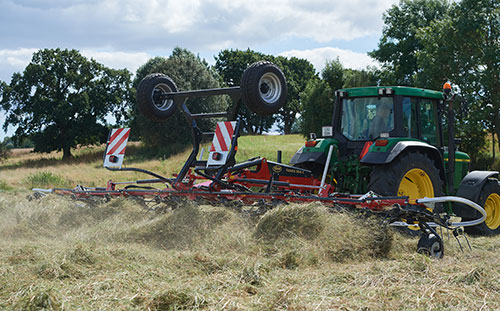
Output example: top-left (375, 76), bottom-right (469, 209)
top-left (240, 61), bottom-right (287, 116)
top-left (464, 179), bottom-right (500, 236)
top-left (367, 151), bottom-right (443, 198)
top-left (137, 73), bottom-right (177, 122)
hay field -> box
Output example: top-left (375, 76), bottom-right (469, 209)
top-left (0, 135), bottom-right (304, 191)
top-left (1, 136), bottom-right (500, 310)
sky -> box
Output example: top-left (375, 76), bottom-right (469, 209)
top-left (0, 0), bottom-right (399, 140)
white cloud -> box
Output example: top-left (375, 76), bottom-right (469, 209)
top-left (81, 50), bottom-right (151, 74)
top-left (0, 0), bottom-right (399, 52)
top-left (280, 47), bottom-right (378, 73)
top-left (0, 48), bottom-right (152, 83)
top-left (0, 48), bottom-right (37, 81)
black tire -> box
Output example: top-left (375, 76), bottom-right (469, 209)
top-left (368, 152), bottom-right (443, 199)
top-left (136, 73), bottom-right (178, 121)
top-left (241, 61), bottom-right (287, 116)
top-left (464, 180), bottom-right (500, 235)
top-left (368, 152), bottom-right (443, 235)
top-left (417, 233), bottom-right (444, 258)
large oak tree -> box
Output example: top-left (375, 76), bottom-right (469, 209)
top-left (0, 48), bottom-right (132, 159)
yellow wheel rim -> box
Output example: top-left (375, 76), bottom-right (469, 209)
top-left (397, 169), bottom-right (435, 230)
top-left (484, 193), bottom-right (500, 230)
top-left (398, 168), bottom-right (435, 200)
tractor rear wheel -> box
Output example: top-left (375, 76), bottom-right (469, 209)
top-left (367, 152), bottom-right (443, 201)
top-left (465, 180), bottom-right (500, 235)
top-left (368, 152), bottom-right (443, 233)
top-left (241, 61), bottom-right (287, 116)
top-left (137, 73), bottom-right (178, 121)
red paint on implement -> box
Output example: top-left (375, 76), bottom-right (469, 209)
top-left (109, 128), bottom-right (124, 143)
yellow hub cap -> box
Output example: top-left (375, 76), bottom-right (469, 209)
top-left (484, 193), bottom-right (500, 230)
top-left (398, 168), bottom-right (435, 200)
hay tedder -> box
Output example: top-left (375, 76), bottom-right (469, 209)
top-left (35, 62), bottom-right (488, 258)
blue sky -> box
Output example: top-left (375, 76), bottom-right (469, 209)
top-left (0, 0), bottom-right (399, 140)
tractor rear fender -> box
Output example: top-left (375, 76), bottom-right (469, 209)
top-left (453, 171), bottom-right (499, 218)
top-left (361, 141), bottom-right (445, 181)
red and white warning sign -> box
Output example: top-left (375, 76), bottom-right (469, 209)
top-left (103, 128), bottom-right (130, 168)
top-left (207, 121), bottom-right (236, 166)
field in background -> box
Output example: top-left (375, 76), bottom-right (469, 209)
top-left (0, 135), bottom-right (305, 191)
top-left (1, 134), bottom-right (500, 310)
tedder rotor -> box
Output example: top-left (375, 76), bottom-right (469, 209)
top-left (34, 61), bottom-right (487, 259)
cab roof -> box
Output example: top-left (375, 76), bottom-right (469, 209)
top-left (337, 86), bottom-right (444, 99)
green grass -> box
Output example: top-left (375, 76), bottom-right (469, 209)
top-left (24, 171), bottom-right (71, 188)
top-left (0, 179), bottom-right (13, 191)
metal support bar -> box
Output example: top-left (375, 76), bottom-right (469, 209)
top-left (191, 112), bottom-right (228, 119)
top-left (106, 167), bottom-right (172, 184)
top-left (319, 145), bottom-right (334, 195)
top-left (162, 86), bottom-right (241, 100)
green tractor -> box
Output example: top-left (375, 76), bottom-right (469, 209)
top-left (291, 84), bottom-right (500, 235)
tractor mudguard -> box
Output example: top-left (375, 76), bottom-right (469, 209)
top-left (453, 171), bottom-right (499, 218)
top-left (289, 151), bottom-right (327, 166)
top-left (361, 141), bottom-right (442, 166)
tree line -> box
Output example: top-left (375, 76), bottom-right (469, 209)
top-left (0, 0), bottom-right (498, 165)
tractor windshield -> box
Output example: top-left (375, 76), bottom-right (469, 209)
top-left (341, 97), bottom-right (394, 140)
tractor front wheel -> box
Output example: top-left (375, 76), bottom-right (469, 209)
top-left (465, 180), bottom-right (500, 235)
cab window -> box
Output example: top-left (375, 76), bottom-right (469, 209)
top-left (420, 99), bottom-right (438, 145)
top-left (402, 97), bottom-right (418, 138)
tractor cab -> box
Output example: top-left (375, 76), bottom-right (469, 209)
top-left (291, 86), bottom-right (450, 193)
top-left (332, 86), bottom-right (444, 158)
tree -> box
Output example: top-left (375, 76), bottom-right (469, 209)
top-left (0, 49), bottom-right (132, 159)
top-left (0, 140), bottom-right (9, 161)
top-left (369, 0), bottom-right (450, 86)
top-left (417, 0), bottom-right (500, 158)
top-left (343, 67), bottom-right (380, 88)
top-left (299, 58), bottom-right (386, 137)
top-left (300, 59), bottom-right (344, 137)
top-left (132, 48), bottom-right (226, 154)
top-left (215, 49), bottom-right (275, 134)
top-left (300, 78), bottom-right (332, 137)
top-left (275, 56), bottom-right (316, 134)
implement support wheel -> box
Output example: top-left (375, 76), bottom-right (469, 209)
top-left (417, 233), bottom-right (444, 258)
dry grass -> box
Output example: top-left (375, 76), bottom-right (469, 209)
top-left (2, 135), bottom-right (500, 310)
top-left (1, 193), bottom-right (500, 310)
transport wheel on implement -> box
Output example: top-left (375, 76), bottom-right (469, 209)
top-left (137, 73), bottom-right (178, 121)
top-left (465, 180), bottom-right (500, 235)
top-left (241, 61), bottom-right (287, 116)
top-left (417, 233), bottom-right (444, 258)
